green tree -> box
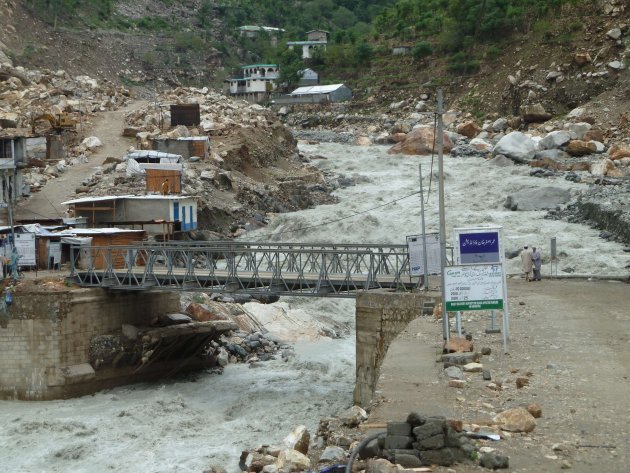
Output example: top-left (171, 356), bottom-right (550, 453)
top-left (354, 42), bottom-right (373, 65)
top-left (277, 47), bottom-right (303, 90)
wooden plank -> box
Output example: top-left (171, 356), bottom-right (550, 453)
top-left (139, 320), bottom-right (238, 340)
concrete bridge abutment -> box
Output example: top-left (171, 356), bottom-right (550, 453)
top-left (353, 290), bottom-right (441, 407)
top-left (0, 286), bottom-right (181, 400)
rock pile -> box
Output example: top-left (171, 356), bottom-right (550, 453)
top-left (89, 298), bottom-right (294, 373)
top-left (0, 64), bottom-right (130, 133)
top-left (358, 414), bottom-right (479, 468)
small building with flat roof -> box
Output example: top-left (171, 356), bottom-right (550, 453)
top-left (61, 195), bottom-right (198, 237)
top-left (224, 64), bottom-right (280, 103)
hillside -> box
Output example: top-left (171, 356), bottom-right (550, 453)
top-left (1, 0), bottom-right (629, 124)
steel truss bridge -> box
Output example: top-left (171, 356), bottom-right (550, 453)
top-left (69, 241), bottom-right (429, 297)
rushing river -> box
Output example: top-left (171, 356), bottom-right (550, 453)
top-left (0, 143), bottom-right (627, 473)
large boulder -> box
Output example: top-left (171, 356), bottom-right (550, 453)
top-left (493, 408), bottom-right (537, 433)
top-left (564, 122), bottom-right (592, 140)
top-left (539, 130), bottom-right (571, 150)
top-left (277, 449), bottom-right (310, 472)
top-left (283, 425), bottom-right (310, 455)
top-left (81, 136), bottom-right (102, 149)
top-left (608, 144), bottom-right (630, 160)
top-left (470, 138), bottom-right (493, 152)
top-left (456, 121), bottom-right (481, 138)
top-left (521, 103), bottom-right (552, 123)
top-left (339, 405), bottom-right (368, 427)
top-left (492, 132), bottom-right (537, 163)
top-left (185, 302), bottom-right (230, 322)
top-left (565, 140), bottom-right (597, 157)
top-left (590, 158), bottom-right (617, 177)
top-left (505, 187), bottom-right (572, 211)
top-left (388, 127), bottom-right (453, 156)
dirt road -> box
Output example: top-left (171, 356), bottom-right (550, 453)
top-left (16, 101), bottom-right (145, 220)
top-left (368, 277), bottom-right (630, 472)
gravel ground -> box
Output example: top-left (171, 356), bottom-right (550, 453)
top-left (366, 277), bottom-right (630, 473)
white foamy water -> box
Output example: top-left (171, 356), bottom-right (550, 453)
top-left (256, 143), bottom-right (628, 276)
top-left (1, 143), bottom-right (627, 473)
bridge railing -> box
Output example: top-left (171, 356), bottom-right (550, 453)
top-left (69, 243), bottom-right (420, 296)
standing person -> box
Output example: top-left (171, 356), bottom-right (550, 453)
top-left (162, 178), bottom-right (170, 195)
top-left (520, 245), bottom-right (534, 281)
top-left (532, 246), bottom-right (542, 281)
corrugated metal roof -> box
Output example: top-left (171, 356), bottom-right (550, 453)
top-left (287, 41), bottom-right (327, 45)
top-left (124, 150), bottom-right (182, 161)
top-left (241, 64), bottom-right (278, 68)
top-left (290, 84), bottom-right (347, 95)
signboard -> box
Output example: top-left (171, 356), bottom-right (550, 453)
top-left (407, 233), bottom-right (440, 276)
top-left (14, 232), bottom-right (36, 266)
top-left (457, 230), bottom-right (500, 264)
top-left (444, 264), bottom-right (504, 311)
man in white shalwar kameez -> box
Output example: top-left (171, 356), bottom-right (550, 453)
top-left (521, 245), bottom-right (534, 281)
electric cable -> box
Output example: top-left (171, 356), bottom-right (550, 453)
top-left (251, 190), bottom-right (421, 240)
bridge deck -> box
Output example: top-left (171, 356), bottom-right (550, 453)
top-left (69, 242), bottom-right (430, 297)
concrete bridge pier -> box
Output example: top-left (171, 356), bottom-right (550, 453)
top-left (353, 290), bottom-right (441, 407)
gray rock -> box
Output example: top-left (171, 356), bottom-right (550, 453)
top-left (493, 132), bottom-right (536, 163)
top-left (441, 352), bottom-right (479, 365)
top-left (564, 122), bottom-right (592, 140)
top-left (444, 366), bottom-right (464, 380)
top-left (483, 369), bottom-right (492, 381)
top-left (406, 412), bottom-right (426, 427)
top-left (487, 154), bottom-right (514, 167)
top-left (419, 448), bottom-right (462, 466)
top-left (606, 28), bottom-right (622, 40)
top-left (450, 144), bottom-right (488, 158)
top-left (414, 433), bottom-right (445, 450)
top-left (505, 187), bottom-right (572, 211)
top-left (390, 453), bottom-right (422, 468)
top-left (534, 149), bottom-right (571, 160)
top-left (492, 118), bottom-right (508, 132)
top-left (540, 130), bottom-right (571, 149)
top-left (359, 438), bottom-right (382, 460)
top-left (412, 418), bottom-right (445, 441)
top-left (479, 452), bottom-right (510, 469)
top-left (319, 446), bottom-right (346, 463)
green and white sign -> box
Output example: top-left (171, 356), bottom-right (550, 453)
top-left (444, 264), bottom-right (504, 311)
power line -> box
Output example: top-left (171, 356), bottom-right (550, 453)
top-left (251, 190), bottom-right (421, 240)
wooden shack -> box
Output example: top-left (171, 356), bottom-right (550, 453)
top-left (144, 164), bottom-right (182, 194)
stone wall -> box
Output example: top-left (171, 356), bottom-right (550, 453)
top-left (0, 287), bottom-right (180, 400)
top-left (354, 291), bottom-right (441, 407)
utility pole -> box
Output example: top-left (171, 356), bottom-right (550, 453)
top-left (437, 89), bottom-right (449, 341)
top-left (418, 163), bottom-right (429, 290)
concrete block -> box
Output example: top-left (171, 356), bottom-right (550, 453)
top-left (413, 417), bottom-right (445, 440)
top-left (387, 421), bottom-right (412, 436)
top-left (60, 363), bottom-right (95, 383)
top-left (390, 452), bottom-right (422, 468)
top-left (415, 433), bottom-right (445, 450)
top-left (383, 435), bottom-right (413, 450)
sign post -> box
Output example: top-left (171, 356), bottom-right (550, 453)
top-left (444, 264), bottom-right (506, 351)
top-left (454, 225), bottom-right (510, 351)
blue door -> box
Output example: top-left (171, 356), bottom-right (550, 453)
top-left (173, 202), bottom-right (179, 221)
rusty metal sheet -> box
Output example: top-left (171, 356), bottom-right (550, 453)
top-left (170, 104), bottom-right (200, 126)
